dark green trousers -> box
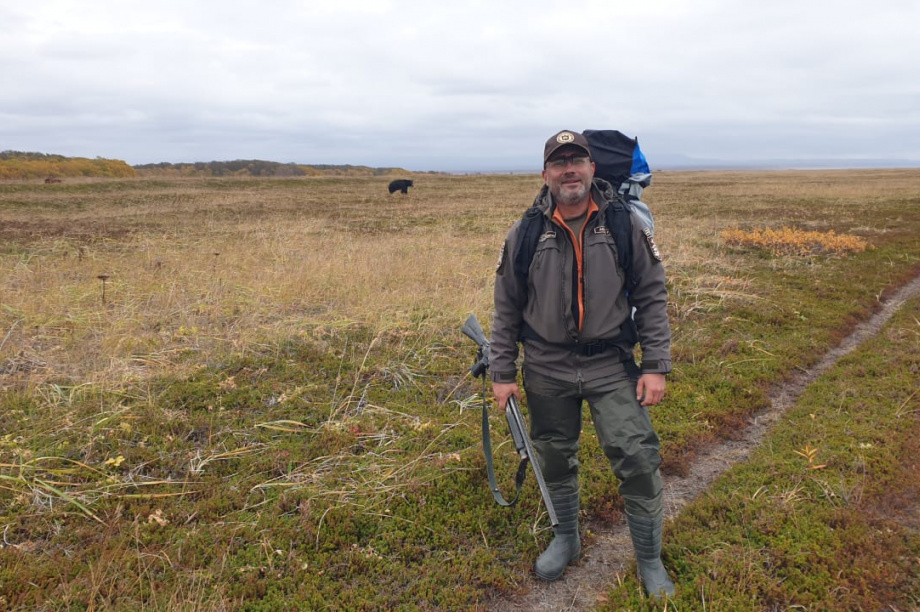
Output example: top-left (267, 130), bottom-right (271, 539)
top-left (524, 369), bottom-right (663, 517)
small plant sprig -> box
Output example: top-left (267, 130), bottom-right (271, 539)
top-left (793, 443), bottom-right (827, 470)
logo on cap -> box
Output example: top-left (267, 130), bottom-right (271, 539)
top-left (556, 132), bottom-right (576, 144)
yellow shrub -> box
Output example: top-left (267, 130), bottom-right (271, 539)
top-left (720, 226), bottom-right (870, 256)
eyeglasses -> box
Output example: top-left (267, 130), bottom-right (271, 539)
top-left (546, 156), bottom-right (590, 169)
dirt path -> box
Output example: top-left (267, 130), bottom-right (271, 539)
top-left (485, 273), bottom-right (920, 611)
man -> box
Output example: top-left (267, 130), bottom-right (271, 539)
top-left (489, 130), bottom-right (675, 598)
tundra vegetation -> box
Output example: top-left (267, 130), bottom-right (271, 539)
top-left (1, 170), bottom-right (919, 610)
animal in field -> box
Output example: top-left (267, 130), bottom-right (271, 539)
top-left (388, 179), bottom-right (413, 194)
top-left (44, 177), bottom-right (63, 184)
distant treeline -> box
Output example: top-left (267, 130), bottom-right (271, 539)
top-left (1, 151), bottom-right (426, 180)
top-left (133, 160), bottom-right (414, 178)
top-left (0, 151), bottom-right (135, 180)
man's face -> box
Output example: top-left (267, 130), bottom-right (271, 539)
top-left (542, 145), bottom-right (595, 207)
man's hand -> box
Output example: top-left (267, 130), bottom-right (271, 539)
top-left (637, 373), bottom-right (666, 406)
top-left (492, 382), bottom-right (520, 411)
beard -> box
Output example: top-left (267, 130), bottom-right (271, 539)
top-left (551, 179), bottom-right (590, 206)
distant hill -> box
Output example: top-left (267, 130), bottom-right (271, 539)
top-left (0, 152), bottom-right (418, 180)
top-left (133, 160), bottom-right (415, 178)
top-left (0, 151), bottom-right (135, 180)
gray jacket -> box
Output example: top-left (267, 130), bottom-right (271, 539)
top-left (490, 178), bottom-right (671, 384)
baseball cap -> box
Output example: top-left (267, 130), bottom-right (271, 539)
top-left (543, 130), bottom-right (591, 164)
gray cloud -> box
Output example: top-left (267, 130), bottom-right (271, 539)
top-left (2, 0), bottom-right (919, 171)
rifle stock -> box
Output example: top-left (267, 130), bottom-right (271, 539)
top-left (460, 314), bottom-right (490, 378)
top-left (462, 314), bottom-right (559, 527)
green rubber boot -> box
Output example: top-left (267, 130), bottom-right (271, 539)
top-left (626, 512), bottom-right (675, 599)
top-left (533, 490), bottom-right (581, 581)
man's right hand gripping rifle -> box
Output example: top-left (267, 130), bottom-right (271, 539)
top-left (461, 314), bottom-right (558, 527)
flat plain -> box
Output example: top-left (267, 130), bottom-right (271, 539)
top-left (1, 170), bottom-right (919, 610)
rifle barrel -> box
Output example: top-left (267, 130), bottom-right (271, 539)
top-left (507, 396), bottom-right (559, 527)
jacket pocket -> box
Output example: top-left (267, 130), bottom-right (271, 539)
top-left (581, 231), bottom-right (629, 339)
top-left (584, 231), bottom-right (624, 284)
top-left (526, 236), bottom-right (572, 343)
top-left (530, 231), bottom-right (558, 274)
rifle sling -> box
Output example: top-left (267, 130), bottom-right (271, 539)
top-left (479, 375), bottom-right (526, 507)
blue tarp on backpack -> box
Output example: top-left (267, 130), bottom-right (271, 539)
top-left (631, 143), bottom-right (650, 175)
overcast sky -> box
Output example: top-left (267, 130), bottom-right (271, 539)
top-left (2, 0), bottom-right (919, 172)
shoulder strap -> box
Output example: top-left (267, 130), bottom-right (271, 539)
top-left (513, 206), bottom-right (544, 284)
top-left (603, 196), bottom-right (637, 292)
top-left (603, 197), bottom-right (641, 345)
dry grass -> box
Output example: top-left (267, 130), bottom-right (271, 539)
top-left (6, 169), bottom-right (913, 392)
top-left (1, 175), bottom-right (539, 389)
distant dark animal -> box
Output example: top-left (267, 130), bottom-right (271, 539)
top-left (44, 177), bottom-right (63, 184)
top-left (388, 179), bottom-right (413, 194)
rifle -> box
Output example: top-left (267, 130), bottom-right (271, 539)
top-left (461, 314), bottom-right (559, 527)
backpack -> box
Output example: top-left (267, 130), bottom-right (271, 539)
top-left (582, 129), bottom-right (655, 234)
top-left (513, 129), bottom-right (655, 293)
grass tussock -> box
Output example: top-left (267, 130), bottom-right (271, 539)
top-left (2, 170), bottom-right (920, 609)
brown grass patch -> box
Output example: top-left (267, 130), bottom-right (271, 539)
top-left (721, 226), bottom-right (870, 256)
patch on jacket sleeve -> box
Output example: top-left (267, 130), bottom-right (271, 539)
top-left (495, 241), bottom-right (507, 274)
top-left (642, 227), bottom-right (662, 262)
